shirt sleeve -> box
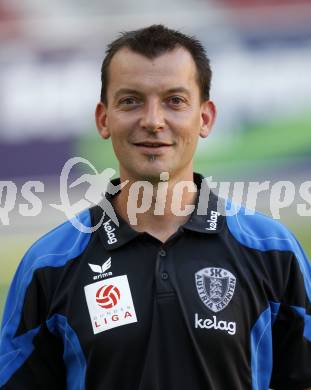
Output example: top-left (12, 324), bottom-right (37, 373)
top-left (270, 237), bottom-right (311, 390)
top-left (0, 252), bottom-right (66, 389)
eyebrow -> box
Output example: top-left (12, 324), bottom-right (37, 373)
top-left (114, 89), bottom-right (142, 100)
top-left (165, 87), bottom-right (191, 96)
top-left (113, 87), bottom-right (191, 100)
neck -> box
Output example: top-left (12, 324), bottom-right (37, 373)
top-left (112, 171), bottom-right (197, 242)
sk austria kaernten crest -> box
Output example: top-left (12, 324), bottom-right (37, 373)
top-left (195, 267), bottom-right (236, 313)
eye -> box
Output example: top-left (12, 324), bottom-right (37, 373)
top-left (119, 97), bottom-right (140, 106)
top-left (167, 96), bottom-right (186, 106)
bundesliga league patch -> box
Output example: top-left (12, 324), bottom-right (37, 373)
top-left (195, 267), bottom-right (236, 313)
top-left (84, 275), bottom-right (137, 334)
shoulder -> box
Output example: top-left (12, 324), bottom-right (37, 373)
top-left (1, 209), bottom-right (94, 328)
top-left (225, 201), bottom-right (311, 299)
top-left (225, 200), bottom-right (303, 254)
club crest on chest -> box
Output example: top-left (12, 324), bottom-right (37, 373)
top-left (195, 267), bottom-right (236, 313)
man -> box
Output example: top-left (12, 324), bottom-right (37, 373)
top-left (0, 25), bottom-right (310, 389)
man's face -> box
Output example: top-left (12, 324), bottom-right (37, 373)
top-left (96, 47), bottom-right (215, 182)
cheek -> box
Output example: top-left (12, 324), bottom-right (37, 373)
top-left (110, 114), bottom-right (138, 140)
top-left (108, 119), bottom-right (130, 142)
top-left (171, 110), bottom-right (201, 136)
top-left (110, 134), bottom-right (127, 156)
top-left (180, 126), bottom-right (200, 145)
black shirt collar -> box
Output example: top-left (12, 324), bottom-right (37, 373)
top-left (92, 173), bottom-right (225, 250)
top-left (183, 173), bottom-right (225, 234)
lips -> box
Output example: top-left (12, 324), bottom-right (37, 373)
top-left (133, 141), bottom-right (173, 147)
top-left (132, 141), bottom-right (174, 155)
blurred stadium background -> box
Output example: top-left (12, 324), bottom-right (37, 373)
top-left (0, 0), bottom-right (310, 320)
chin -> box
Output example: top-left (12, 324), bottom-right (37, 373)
top-left (132, 165), bottom-right (171, 183)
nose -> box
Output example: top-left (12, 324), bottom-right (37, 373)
top-left (139, 99), bottom-right (165, 132)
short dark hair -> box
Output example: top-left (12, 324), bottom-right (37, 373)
top-left (100, 24), bottom-right (212, 104)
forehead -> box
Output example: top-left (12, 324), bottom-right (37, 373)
top-left (107, 47), bottom-right (199, 94)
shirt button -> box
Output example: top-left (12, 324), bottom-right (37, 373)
top-left (159, 249), bottom-right (166, 257)
top-left (161, 272), bottom-right (169, 280)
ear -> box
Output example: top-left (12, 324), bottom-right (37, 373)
top-left (95, 102), bottom-right (110, 139)
top-left (199, 100), bottom-right (216, 138)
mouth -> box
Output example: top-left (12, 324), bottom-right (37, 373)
top-left (133, 141), bottom-right (173, 148)
top-left (132, 141), bottom-right (174, 155)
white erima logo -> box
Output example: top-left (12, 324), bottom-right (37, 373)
top-left (89, 257), bottom-right (113, 280)
top-left (103, 219), bottom-right (117, 244)
top-left (205, 210), bottom-right (220, 231)
top-left (195, 313), bottom-right (236, 335)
